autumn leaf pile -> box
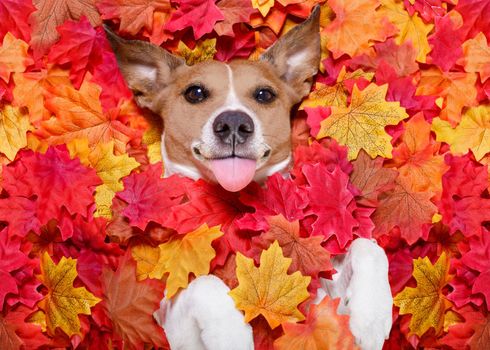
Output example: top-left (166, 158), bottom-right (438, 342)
top-left (0, 0), bottom-right (490, 348)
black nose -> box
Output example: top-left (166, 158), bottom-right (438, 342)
top-left (212, 111), bottom-right (254, 145)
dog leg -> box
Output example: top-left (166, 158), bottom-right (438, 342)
top-left (155, 275), bottom-right (253, 350)
top-left (320, 238), bottom-right (393, 350)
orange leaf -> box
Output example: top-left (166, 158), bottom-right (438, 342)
top-left (229, 241), bottom-right (311, 329)
top-left (391, 113), bottom-right (449, 195)
top-left (102, 254), bottom-right (168, 349)
top-left (460, 32), bottom-right (490, 83)
top-left (97, 0), bottom-right (171, 36)
top-left (250, 214), bottom-right (332, 277)
top-left (12, 66), bottom-right (70, 125)
top-left (323, 0), bottom-right (396, 58)
top-left (37, 252), bottom-right (101, 337)
top-left (274, 297), bottom-right (358, 350)
top-left (0, 33), bottom-right (32, 82)
top-left (416, 67), bottom-right (478, 126)
top-left (393, 253), bottom-right (453, 337)
top-left (30, 0), bottom-right (100, 57)
top-left (39, 78), bottom-right (137, 154)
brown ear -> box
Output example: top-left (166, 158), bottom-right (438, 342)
top-left (260, 6), bottom-right (321, 102)
top-left (104, 26), bottom-right (184, 111)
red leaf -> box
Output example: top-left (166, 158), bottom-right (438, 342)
top-left (454, 0), bottom-right (490, 40)
top-left (302, 163), bottom-right (359, 249)
top-left (164, 0), bottom-right (224, 39)
top-left (0, 229), bottom-right (28, 308)
top-left (47, 17), bottom-right (107, 88)
top-left (116, 163), bottom-right (190, 230)
top-left (0, 0), bottom-right (35, 42)
top-left (215, 25), bottom-right (255, 62)
top-left (441, 305), bottom-right (487, 349)
top-left (0, 196), bottom-right (41, 237)
top-left (428, 13), bottom-right (465, 71)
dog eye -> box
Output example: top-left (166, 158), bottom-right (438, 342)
top-left (254, 88), bottom-right (276, 104)
top-left (184, 85), bottom-right (208, 104)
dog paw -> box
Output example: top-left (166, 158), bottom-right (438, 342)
top-left (345, 239), bottom-right (393, 350)
top-left (159, 275), bottom-right (253, 350)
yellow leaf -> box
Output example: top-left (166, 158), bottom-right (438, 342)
top-left (27, 310), bottom-right (47, 333)
top-left (432, 105), bottom-right (490, 161)
top-left (461, 32), bottom-right (490, 83)
top-left (317, 83), bottom-right (408, 159)
top-left (393, 253), bottom-right (453, 337)
top-left (150, 224), bottom-right (223, 298)
top-left (229, 241), bottom-right (311, 329)
top-left (300, 67), bottom-right (374, 109)
top-left (416, 68), bottom-right (478, 126)
top-left (94, 184), bottom-right (115, 219)
top-left (142, 125), bottom-right (163, 164)
top-left (252, 0), bottom-right (274, 17)
top-left (37, 252), bottom-right (101, 337)
top-left (0, 33), bottom-right (33, 82)
top-left (0, 105), bottom-right (31, 161)
top-left (178, 39), bottom-right (217, 65)
top-left (132, 244), bottom-right (161, 281)
top-left (379, 0), bottom-right (434, 63)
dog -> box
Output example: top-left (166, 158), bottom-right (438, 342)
top-left (105, 6), bottom-right (392, 350)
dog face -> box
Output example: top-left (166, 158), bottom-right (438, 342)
top-left (106, 7), bottom-right (320, 191)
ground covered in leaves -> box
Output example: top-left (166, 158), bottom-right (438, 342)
top-left (0, 0), bottom-right (490, 349)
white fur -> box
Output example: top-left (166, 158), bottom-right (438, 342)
top-left (287, 51), bottom-right (309, 71)
top-left (132, 64), bottom-right (157, 81)
top-left (155, 275), bottom-right (253, 350)
top-left (161, 132), bottom-right (202, 180)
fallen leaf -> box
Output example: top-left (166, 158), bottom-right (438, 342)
top-left (460, 32), bottom-right (490, 83)
top-left (317, 83), bottom-right (408, 159)
top-left (432, 105), bottom-right (490, 162)
top-left (229, 241), bottom-right (311, 329)
top-left (178, 38), bottom-right (217, 65)
top-left (0, 105), bottom-right (31, 161)
top-left (274, 296), bottom-right (358, 350)
top-left (214, 0), bottom-right (256, 36)
top-left (0, 33), bottom-right (32, 83)
top-left (151, 224), bottom-right (223, 298)
top-left (394, 253), bottom-right (452, 337)
top-left (131, 244), bottom-right (161, 281)
top-left (37, 252), bottom-right (101, 337)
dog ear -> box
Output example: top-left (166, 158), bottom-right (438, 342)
top-left (260, 6), bottom-right (321, 102)
top-left (104, 26), bottom-right (185, 111)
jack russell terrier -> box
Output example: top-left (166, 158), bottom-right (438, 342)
top-left (106, 6), bottom-right (393, 350)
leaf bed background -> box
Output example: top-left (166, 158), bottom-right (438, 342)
top-left (0, 0), bottom-right (490, 348)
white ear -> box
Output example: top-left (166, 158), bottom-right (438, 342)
top-left (260, 6), bottom-right (321, 101)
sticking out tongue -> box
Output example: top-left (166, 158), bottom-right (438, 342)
top-left (210, 158), bottom-right (257, 192)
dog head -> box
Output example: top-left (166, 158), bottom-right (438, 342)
top-left (106, 7), bottom-right (320, 192)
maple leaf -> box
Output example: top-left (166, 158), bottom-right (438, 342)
top-left (302, 163), bottom-right (359, 248)
top-left (131, 244), bottom-right (160, 281)
top-left (416, 67), bottom-right (478, 126)
top-left (323, 0), bottom-right (395, 58)
top-left (150, 224), bottom-right (223, 298)
top-left (116, 163), bottom-right (189, 230)
top-left (28, 0), bottom-right (101, 59)
top-left (460, 32), bottom-right (490, 84)
top-left (350, 150), bottom-right (398, 206)
top-left (47, 18), bottom-right (107, 89)
top-left (214, 0), bottom-right (256, 36)
top-left (97, 0), bottom-right (171, 35)
top-left (40, 78), bottom-right (138, 154)
top-left (394, 253), bottom-right (453, 337)
top-left (0, 33), bottom-right (32, 83)
top-left (0, 0), bottom-right (36, 42)
top-left (0, 105), bottom-right (31, 161)
top-left (379, 0), bottom-right (434, 63)
top-left (229, 241), bottom-right (311, 329)
top-left (249, 215), bottom-right (332, 277)
top-left (470, 314), bottom-right (490, 350)
top-left (37, 252), bottom-right (101, 337)
top-left (274, 296), bottom-right (358, 350)
top-left (12, 66), bottom-right (70, 126)
top-left (372, 177), bottom-right (437, 244)
top-left (165, 0), bottom-right (224, 40)
top-left (102, 254), bottom-right (168, 349)
top-left (391, 112), bottom-right (448, 195)
top-left (215, 25), bottom-right (256, 62)
top-left (0, 196), bottom-right (41, 237)
top-left (178, 38), bottom-right (217, 65)
top-left (454, 0), bottom-right (490, 41)
top-left (317, 83), bottom-right (409, 159)
top-left (432, 105), bottom-right (490, 162)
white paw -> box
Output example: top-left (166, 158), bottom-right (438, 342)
top-left (155, 275), bottom-right (253, 350)
top-left (321, 239), bottom-right (393, 350)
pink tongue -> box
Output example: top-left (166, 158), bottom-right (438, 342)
top-left (210, 158), bottom-right (257, 192)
